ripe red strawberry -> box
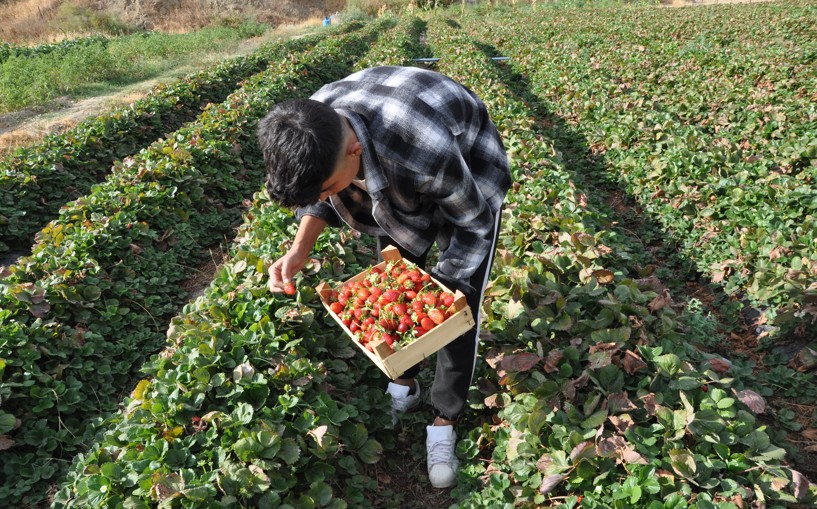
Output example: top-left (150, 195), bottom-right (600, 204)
top-left (325, 258), bottom-right (457, 348)
top-left (439, 292), bottom-right (455, 308)
top-left (428, 308), bottom-right (445, 325)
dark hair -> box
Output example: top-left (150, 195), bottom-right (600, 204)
top-left (257, 99), bottom-right (344, 207)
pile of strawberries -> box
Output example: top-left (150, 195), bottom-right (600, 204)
top-left (325, 259), bottom-right (458, 352)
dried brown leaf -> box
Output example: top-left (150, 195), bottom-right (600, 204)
top-left (0, 435), bottom-right (14, 451)
top-left (623, 350), bottom-right (647, 375)
top-left (592, 269), bottom-right (615, 284)
top-left (572, 370), bottom-right (590, 389)
top-left (589, 342), bottom-right (621, 354)
top-left (709, 357), bottom-right (732, 374)
top-left (569, 441), bottom-right (595, 463)
top-left (539, 474), bottom-right (565, 495)
top-left (536, 454), bottom-right (554, 473)
top-left (609, 415), bottom-right (635, 434)
top-left (543, 350), bottom-right (564, 374)
top-left (648, 289), bottom-right (675, 312)
top-left (792, 469), bottom-right (811, 501)
top-left (622, 446), bottom-right (648, 465)
top-left (641, 393), bottom-right (664, 416)
top-left (501, 352), bottom-right (542, 373)
top-left (736, 389), bottom-right (766, 414)
top-left (770, 478), bottom-right (789, 491)
top-left (607, 392), bottom-right (638, 414)
top-left (29, 300), bottom-right (51, 319)
top-left (485, 348), bottom-right (505, 369)
top-left (801, 428), bottom-right (817, 441)
top-left (597, 435), bottom-right (626, 457)
top-left (484, 394), bottom-right (503, 409)
top-left (308, 425), bottom-right (329, 448)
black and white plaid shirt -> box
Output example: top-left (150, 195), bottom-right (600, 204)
top-left (297, 66), bottom-right (510, 282)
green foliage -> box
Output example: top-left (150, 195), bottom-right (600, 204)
top-left (423, 10), bottom-right (817, 508)
top-left (0, 22), bottom-right (269, 113)
top-left (52, 17), bottom-right (425, 508)
top-left (679, 299), bottom-right (723, 349)
top-left (474, 0), bottom-right (817, 335)
top-left (0, 31), bottom-right (329, 252)
top-left (52, 200), bottom-right (394, 508)
top-left (0, 35), bottom-right (112, 64)
top-left (354, 16), bottom-right (428, 70)
top-left (1, 4), bottom-right (815, 507)
top-left (0, 22), bottom-right (386, 507)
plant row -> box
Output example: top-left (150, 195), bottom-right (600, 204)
top-left (47, 9), bottom-right (817, 508)
top-left (0, 23), bottom-right (272, 114)
top-left (0, 35), bottom-right (112, 64)
top-left (422, 14), bottom-right (815, 508)
top-left (471, 1), bottom-right (817, 334)
top-left (0, 22), bottom-right (385, 508)
top-left (353, 16), bottom-right (429, 71)
top-left (52, 18), bottom-right (428, 508)
top-left (0, 28), bottom-right (336, 252)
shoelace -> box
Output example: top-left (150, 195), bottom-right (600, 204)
top-left (392, 394), bottom-right (415, 412)
top-left (427, 438), bottom-right (455, 465)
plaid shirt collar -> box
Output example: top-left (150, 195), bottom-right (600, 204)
top-left (339, 109), bottom-right (388, 196)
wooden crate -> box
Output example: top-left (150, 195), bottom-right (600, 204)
top-left (316, 245), bottom-right (476, 379)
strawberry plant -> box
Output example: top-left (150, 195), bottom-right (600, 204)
top-left (0, 22), bottom-right (388, 507)
top-left (424, 12), bottom-right (816, 507)
top-left (8, 5), bottom-right (815, 507)
top-left (0, 28), bottom-right (337, 252)
top-left (53, 18), bottom-right (430, 507)
top-left (474, 1), bottom-right (817, 336)
top-left (354, 16), bottom-right (428, 70)
top-left (0, 35), bottom-right (112, 64)
top-left (52, 205), bottom-right (392, 507)
top-left (53, 198), bottom-right (394, 508)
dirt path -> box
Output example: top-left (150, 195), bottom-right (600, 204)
top-left (0, 32), bottom-right (299, 154)
top-left (0, 74), bottom-right (184, 147)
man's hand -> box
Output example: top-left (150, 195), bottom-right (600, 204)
top-left (268, 249), bottom-right (309, 293)
top-left (267, 215), bottom-right (328, 293)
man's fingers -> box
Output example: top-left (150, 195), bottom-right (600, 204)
top-left (280, 258), bottom-right (302, 285)
top-left (268, 253), bottom-right (303, 293)
top-left (268, 262), bottom-right (286, 291)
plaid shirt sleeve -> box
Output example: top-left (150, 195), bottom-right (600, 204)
top-left (295, 200), bottom-right (341, 228)
top-left (421, 150), bottom-right (501, 283)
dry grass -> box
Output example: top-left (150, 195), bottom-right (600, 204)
top-left (0, 0), bottom-right (348, 44)
top-left (0, 129), bottom-right (46, 156)
top-left (0, 0), bottom-right (64, 43)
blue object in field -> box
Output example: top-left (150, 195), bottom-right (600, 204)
top-left (323, 16), bottom-right (331, 26)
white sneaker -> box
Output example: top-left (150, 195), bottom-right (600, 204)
top-left (426, 425), bottom-right (459, 488)
top-left (386, 381), bottom-right (420, 426)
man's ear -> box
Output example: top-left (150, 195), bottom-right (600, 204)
top-left (348, 141), bottom-right (362, 157)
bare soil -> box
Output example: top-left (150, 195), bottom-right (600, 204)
top-left (178, 243), bottom-right (232, 302)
